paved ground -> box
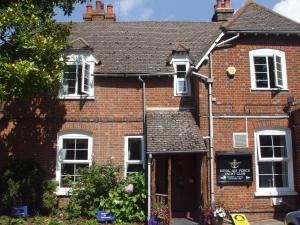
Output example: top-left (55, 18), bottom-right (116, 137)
top-left (250, 219), bottom-right (284, 225)
top-left (171, 218), bottom-right (284, 225)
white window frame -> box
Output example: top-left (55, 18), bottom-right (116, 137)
top-left (124, 136), bottom-right (145, 177)
top-left (56, 131), bottom-right (93, 195)
top-left (59, 53), bottom-right (95, 99)
top-left (249, 49), bottom-right (288, 90)
top-left (173, 62), bottom-right (191, 96)
top-left (254, 128), bottom-right (296, 196)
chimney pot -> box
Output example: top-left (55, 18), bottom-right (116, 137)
top-left (216, 0), bottom-right (222, 8)
top-left (87, 3), bottom-right (93, 14)
top-left (96, 0), bottom-right (102, 11)
top-left (107, 4), bottom-right (113, 14)
top-left (224, 0), bottom-right (231, 8)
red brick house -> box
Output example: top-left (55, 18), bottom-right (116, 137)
top-left (1, 0), bottom-right (300, 222)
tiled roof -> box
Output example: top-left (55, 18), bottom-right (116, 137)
top-left (222, 1), bottom-right (300, 33)
top-left (69, 21), bottom-right (222, 74)
top-left (146, 110), bottom-right (207, 154)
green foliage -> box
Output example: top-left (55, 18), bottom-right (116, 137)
top-left (100, 173), bottom-right (147, 224)
top-left (0, 0), bottom-right (86, 101)
top-left (0, 160), bottom-right (43, 212)
top-left (66, 162), bottom-right (121, 219)
top-left (42, 180), bottom-right (58, 215)
top-left (0, 216), bottom-right (25, 225)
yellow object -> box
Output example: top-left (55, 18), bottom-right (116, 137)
top-left (230, 214), bottom-right (250, 225)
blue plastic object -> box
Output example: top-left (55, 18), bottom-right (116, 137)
top-left (11, 206), bottom-right (28, 217)
top-left (98, 210), bottom-right (115, 222)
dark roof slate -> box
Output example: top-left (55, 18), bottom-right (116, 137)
top-left (69, 21), bottom-right (222, 74)
top-left (222, 1), bottom-right (300, 33)
top-left (146, 110), bottom-right (207, 154)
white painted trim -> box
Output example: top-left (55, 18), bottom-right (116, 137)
top-left (56, 131), bottom-right (93, 196)
top-left (249, 49), bottom-right (288, 90)
top-left (58, 96), bottom-right (95, 100)
top-left (254, 128), bottom-right (295, 196)
top-left (172, 61), bottom-right (191, 97)
top-left (124, 136), bottom-right (144, 177)
top-left (195, 32), bottom-right (225, 70)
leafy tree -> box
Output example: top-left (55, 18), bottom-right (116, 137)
top-left (0, 0), bottom-right (85, 101)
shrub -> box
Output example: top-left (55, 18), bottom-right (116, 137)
top-left (42, 180), bottom-right (58, 215)
top-left (0, 160), bottom-right (43, 213)
top-left (65, 162), bottom-right (121, 219)
top-left (100, 173), bottom-right (147, 224)
top-left (0, 216), bottom-right (25, 225)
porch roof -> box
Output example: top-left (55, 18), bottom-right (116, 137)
top-left (146, 110), bottom-right (207, 154)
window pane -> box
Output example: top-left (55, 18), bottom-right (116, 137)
top-left (62, 164), bottom-right (75, 176)
top-left (254, 57), bottom-right (266, 64)
top-left (273, 162), bottom-right (288, 175)
top-left (77, 65), bottom-right (82, 94)
top-left (268, 57), bottom-right (275, 88)
top-left (75, 163), bottom-right (89, 173)
top-left (255, 73), bottom-right (268, 80)
top-left (274, 147), bottom-right (287, 157)
top-left (127, 164), bottom-right (143, 173)
top-left (258, 162), bottom-right (273, 174)
top-left (260, 147), bottom-right (273, 158)
top-left (63, 139), bottom-right (75, 149)
top-left (178, 80), bottom-right (187, 93)
top-left (65, 150), bottom-right (75, 160)
top-left (76, 150), bottom-right (88, 160)
top-left (128, 138), bottom-right (142, 160)
top-left (259, 175), bottom-right (273, 187)
top-left (273, 135), bottom-right (286, 146)
top-left (256, 80), bottom-right (268, 88)
top-left (63, 65), bottom-right (77, 95)
top-left (255, 65), bottom-right (268, 72)
top-left (274, 175), bottom-right (288, 187)
top-left (177, 65), bottom-right (186, 72)
top-left (259, 135), bottom-right (272, 146)
top-left (76, 139), bottom-right (88, 149)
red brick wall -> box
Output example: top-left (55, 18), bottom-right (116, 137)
top-left (0, 76), bottom-right (193, 177)
top-left (197, 35), bottom-right (300, 220)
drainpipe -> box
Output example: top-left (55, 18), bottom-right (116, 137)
top-left (208, 53), bottom-right (215, 206)
top-left (147, 153), bottom-right (152, 220)
top-left (138, 76), bottom-right (151, 220)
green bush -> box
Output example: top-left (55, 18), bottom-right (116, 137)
top-left (100, 173), bottom-right (147, 224)
top-left (42, 180), bottom-right (58, 215)
top-left (65, 162), bottom-right (121, 219)
top-left (0, 216), bottom-right (25, 225)
top-left (0, 160), bottom-right (43, 213)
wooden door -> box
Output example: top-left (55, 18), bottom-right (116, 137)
top-left (171, 154), bottom-right (198, 216)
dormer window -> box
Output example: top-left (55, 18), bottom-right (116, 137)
top-left (174, 63), bottom-right (190, 96)
top-left (59, 52), bottom-right (96, 99)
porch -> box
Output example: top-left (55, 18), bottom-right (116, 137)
top-left (146, 110), bottom-right (209, 223)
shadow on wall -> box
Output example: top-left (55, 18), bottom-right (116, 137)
top-left (0, 97), bottom-right (66, 178)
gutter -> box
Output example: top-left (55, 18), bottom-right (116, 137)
top-left (93, 72), bottom-right (176, 77)
top-left (138, 76), bottom-right (151, 221)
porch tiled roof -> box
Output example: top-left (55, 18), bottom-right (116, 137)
top-left (146, 110), bottom-right (207, 154)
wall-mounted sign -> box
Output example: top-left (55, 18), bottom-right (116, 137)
top-left (216, 152), bottom-right (253, 184)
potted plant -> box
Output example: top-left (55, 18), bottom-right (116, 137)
top-left (150, 203), bottom-right (169, 225)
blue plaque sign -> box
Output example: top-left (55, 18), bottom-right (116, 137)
top-left (98, 210), bottom-right (115, 222)
top-left (11, 206), bottom-right (28, 217)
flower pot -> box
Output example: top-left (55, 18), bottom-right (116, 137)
top-left (212, 217), bottom-right (223, 225)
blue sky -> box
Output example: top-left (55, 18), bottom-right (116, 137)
top-left (55, 0), bottom-right (300, 23)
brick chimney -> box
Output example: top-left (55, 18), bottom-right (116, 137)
top-left (212, 0), bottom-right (234, 22)
top-left (83, 1), bottom-right (116, 22)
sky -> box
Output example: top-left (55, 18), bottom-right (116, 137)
top-left (55, 0), bottom-right (300, 23)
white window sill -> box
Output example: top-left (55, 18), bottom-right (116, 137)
top-left (251, 88), bottom-right (288, 92)
top-left (56, 187), bottom-right (71, 196)
top-left (255, 190), bottom-right (298, 197)
top-left (58, 95), bottom-right (95, 100)
top-left (174, 93), bottom-right (191, 97)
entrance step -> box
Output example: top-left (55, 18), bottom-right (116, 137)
top-left (171, 218), bottom-right (199, 225)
